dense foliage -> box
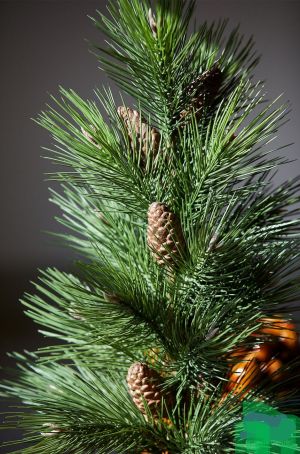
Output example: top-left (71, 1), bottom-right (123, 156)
top-left (1, 1), bottom-right (300, 452)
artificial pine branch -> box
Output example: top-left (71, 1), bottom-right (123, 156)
top-left (2, 0), bottom-right (300, 453)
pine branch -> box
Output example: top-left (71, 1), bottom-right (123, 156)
top-left (1, 354), bottom-right (245, 453)
top-left (91, 0), bottom-right (258, 133)
top-left (37, 88), bottom-right (150, 214)
top-left (2, 0), bottom-right (300, 452)
top-left (22, 268), bottom-right (161, 354)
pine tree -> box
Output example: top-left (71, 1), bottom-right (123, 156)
top-left (1, 1), bottom-right (300, 453)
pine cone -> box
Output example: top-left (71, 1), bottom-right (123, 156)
top-left (127, 362), bottom-right (172, 417)
top-left (94, 209), bottom-right (111, 226)
top-left (148, 8), bottom-right (157, 37)
top-left (206, 233), bottom-right (220, 253)
top-left (68, 307), bottom-right (85, 321)
top-left (147, 203), bottom-right (186, 266)
top-left (117, 107), bottom-right (160, 166)
top-left (81, 125), bottom-right (99, 145)
top-left (186, 64), bottom-right (222, 99)
top-left (180, 64), bottom-right (222, 121)
top-left (41, 423), bottom-right (65, 437)
top-left (104, 292), bottom-right (121, 304)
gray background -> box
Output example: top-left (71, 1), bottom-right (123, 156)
top-left (0, 0), bottom-right (299, 439)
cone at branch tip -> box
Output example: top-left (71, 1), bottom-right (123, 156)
top-left (41, 423), bottom-right (65, 437)
top-left (147, 202), bottom-right (186, 266)
top-left (81, 125), bottom-right (99, 146)
top-left (148, 8), bottom-right (157, 36)
top-left (94, 209), bottom-right (111, 226)
top-left (104, 292), bottom-right (121, 304)
top-left (206, 233), bottom-right (220, 253)
top-left (117, 106), bottom-right (160, 167)
top-left (180, 64), bottom-right (222, 121)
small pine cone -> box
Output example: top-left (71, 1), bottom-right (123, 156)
top-left (94, 209), bottom-right (111, 227)
top-left (206, 233), bottom-right (219, 253)
top-left (186, 64), bottom-right (222, 100)
top-left (180, 64), bottom-right (222, 120)
top-left (41, 423), bottom-right (65, 437)
top-left (81, 125), bottom-right (98, 145)
top-left (117, 107), bottom-right (160, 166)
top-left (69, 308), bottom-right (85, 321)
top-left (127, 362), bottom-right (172, 417)
top-left (148, 8), bottom-right (157, 36)
top-left (104, 292), bottom-right (121, 304)
top-left (147, 203), bottom-right (186, 266)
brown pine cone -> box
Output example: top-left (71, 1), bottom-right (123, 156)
top-left (94, 209), bottom-right (111, 227)
top-left (41, 423), bottom-right (65, 437)
top-left (81, 125), bottom-right (99, 145)
top-left (180, 64), bottom-right (222, 121)
top-left (103, 292), bottom-right (121, 304)
top-left (147, 202), bottom-right (186, 266)
top-left (127, 362), bottom-right (172, 417)
top-left (148, 8), bottom-right (157, 37)
top-left (117, 107), bottom-right (160, 166)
